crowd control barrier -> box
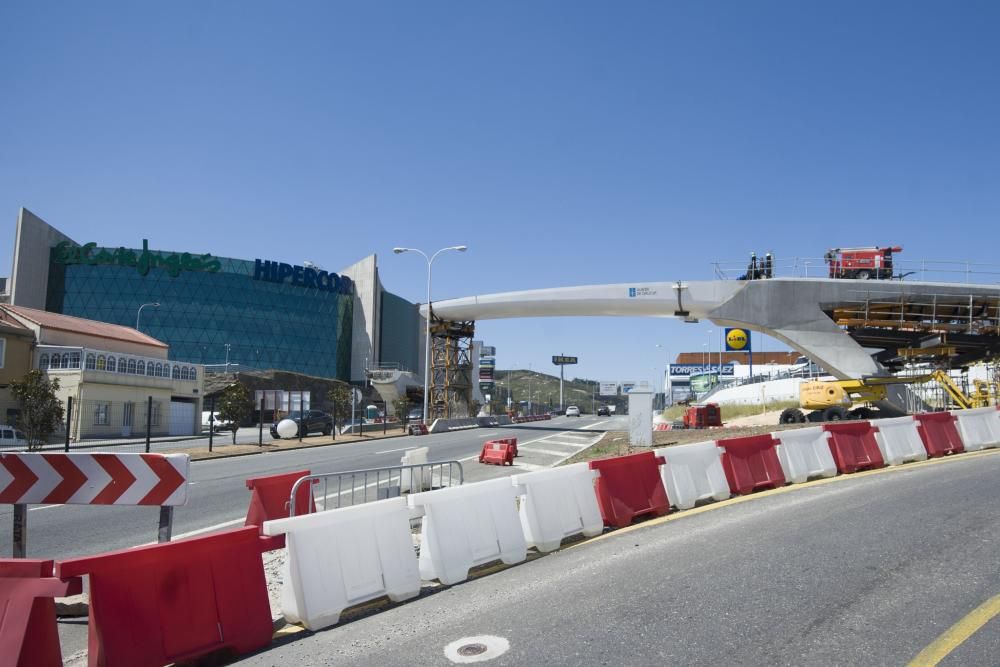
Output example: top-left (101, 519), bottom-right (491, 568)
top-left (772, 427), bottom-right (837, 484)
top-left (952, 406), bottom-right (1000, 451)
top-left (245, 469), bottom-right (316, 550)
top-left (408, 477), bottom-right (527, 585)
top-left (589, 452), bottom-right (670, 528)
top-left (915, 412), bottom-right (965, 458)
top-left (0, 559), bottom-right (81, 667)
top-left (262, 497), bottom-right (421, 630)
top-left (400, 447), bottom-right (430, 492)
top-left (654, 441), bottom-right (730, 510)
top-left (0, 452), bottom-right (189, 557)
top-left (872, 417), bottom-right (928, 466)
top-left (57, 526), bottom-right (273, 667)
top-left (823, 422), bottom-right (885, 473)
top-left (479, 441), bottom-right (515, 466)
top-left (718, 434), bottom-right (786, 495)
top-left (510, 463), bottom-right (603, 552)
top-left (493, 437), bottom-right (518, 457)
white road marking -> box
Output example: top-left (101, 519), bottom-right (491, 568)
top-left (520, 447), bottom-right (578, 458)
top-left (444, 635), bottom-right (511, 663)
top-left (28, 504), bottom-right (63, 512)
top-left (375, 447), bottom-right (417, 454)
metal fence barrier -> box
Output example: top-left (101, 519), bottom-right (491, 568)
top-left (289, 460), bottom-right (465, 516)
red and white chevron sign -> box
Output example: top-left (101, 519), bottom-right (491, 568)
top-left (0, 453), bottom-right (189, 506)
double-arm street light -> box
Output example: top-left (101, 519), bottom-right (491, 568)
top-left (393, 245), bottom-right (468, 422)
top-left (136, 302), bottom-right (160, 331)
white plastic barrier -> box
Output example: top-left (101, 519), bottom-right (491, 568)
top-left (510, 463), bottom-right (603, 552)
top-left (654, 441), bottom-right (730, 510)
top-left (408, 477), bottom-right (527, 585)
top-left (953, 406), bottom-right (1000, 452)
top-left (400, 446), bottom-right (430, 492)
top-left (772, 427), bottom-right (837, 484)
top-left (872, 416), bottom-right (928, 466)
top-left (262, 497), bottom-right (420, 630)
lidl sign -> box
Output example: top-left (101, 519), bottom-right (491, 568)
top-left (725, 328), bottom-right (751, 352)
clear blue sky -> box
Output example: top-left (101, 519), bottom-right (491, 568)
top-left (2, 1), bottom-right (998, 389)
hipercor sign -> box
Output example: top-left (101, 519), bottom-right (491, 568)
top-left (253, 259), bottom-right (353, 294)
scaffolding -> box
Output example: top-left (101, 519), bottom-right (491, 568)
top-left (429, 315), bottom-right (475, 420)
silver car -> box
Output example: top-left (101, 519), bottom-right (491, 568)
top-left (565, 406), bottom-right (581, 417)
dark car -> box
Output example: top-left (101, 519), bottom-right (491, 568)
top-left (270, 410), bottom-right (334, 438)
top-left (406, 407), bottom-right (424, 423)
top-left (597, 406), bottom-right (610, 416)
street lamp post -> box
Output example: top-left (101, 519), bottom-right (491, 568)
top-left (136, 302), bottom-right (160, 331)
top-left (393, 245), bottom-right (468, 422)
top-left (224, 343), bottom-right (231, 374)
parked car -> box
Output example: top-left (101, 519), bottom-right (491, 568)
top-left (0, 424), bottom-right (28, 450)
top-left (406, 407), bottom-right (424, 423)
top-left (597, 406), bottom-right (610, 416)
top-left (565, 405), bottom-right (581, 417)
top-left (270, 410), bottom-right (334, 438)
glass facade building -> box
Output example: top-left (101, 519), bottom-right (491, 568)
top-left (45, 248), bottom-right (355, 379)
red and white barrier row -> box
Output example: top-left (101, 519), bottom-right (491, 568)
top-left (3, 408), bottom-right (997, 665)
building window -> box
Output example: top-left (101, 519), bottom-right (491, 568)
top-left (38, 353), bottom-right (49, 370)
top-left (62, 353), bottom-right (72, 368)
top-left (155, 363), bottom-right (163, 377)
top-left (106, 356), bottom-right (116, 373)
top-left (96, 355), bottom-right (106, 371)
top-left (147, 361), bottom-right (155, 376)
top-left (0, 338), bottom-right (7, 369)
top-left (118, 357), bottom-right (127, 373)
top-left (179, 367), bottom-right (189, 380)
top-left (94, 403), bottom-right (110, 426)
top-left (172, 365), bottom-right (180, 380)
top-left (189, 367), bottom-right (197, 381)
top-left (69, 352), bottom-right (80, 369)
top-left (86, 354), bottom-right (96, 370)
top-left (137, 360), bottom-right (145, 375)
top-left (128, 359), bottom-right (137, 374)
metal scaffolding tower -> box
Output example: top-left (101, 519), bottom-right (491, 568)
top-left (429, 316), bottom-right (475, 419)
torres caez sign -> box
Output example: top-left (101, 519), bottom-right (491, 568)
top-left (552, 355), bottom-right (578, 365)
top-left (253, 259), bottom-right (353, 294)
top-left (725, 328), bottom-right (751, 352)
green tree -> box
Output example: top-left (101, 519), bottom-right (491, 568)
top-left (217, 382), bottom-right (253, 444)
top-left (392, 396), bottom-right (410, 430)
top-left (10, 370), bottom-right (65, 451)
top-left (327, 383), bottom-right (352, 430)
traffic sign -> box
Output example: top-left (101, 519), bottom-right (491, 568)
top-left (552, 355), bottom-right (578, 365)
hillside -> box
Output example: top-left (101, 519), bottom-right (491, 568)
top-left (492, 369), bottom-right (625, 413)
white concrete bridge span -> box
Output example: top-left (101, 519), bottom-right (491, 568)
top-left (424, 278), bottom-right (1000, 381)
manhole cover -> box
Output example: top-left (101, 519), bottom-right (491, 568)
top-left (444, 635), bottom-right (511, 663)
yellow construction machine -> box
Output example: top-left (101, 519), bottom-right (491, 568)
top-left (778, 370), bottom-right (992, 424)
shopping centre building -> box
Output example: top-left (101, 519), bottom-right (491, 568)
top-left (4, 208), bottom-right (423, 384)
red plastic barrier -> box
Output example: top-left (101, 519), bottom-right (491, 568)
top-left (245, 469), bottom-right (316, 550)
top-left (479, 441), bottom-right (515, 466)
top-left (914, 412), bottom-right (965, 457)
top-left (409, 424), bottom-right (428, 435)
top-left (589, 452), bottom-right (670, 528)
top-left (718, 434), bottom-right (786, 494)
top-left (492, 437), bottom-right (518, 457)
top-left (823, 422), bottom-right (884, 473)
top-left (57, 526), bottom-right (273, 667)
top-left (0, 560), bottom-right (81, 667)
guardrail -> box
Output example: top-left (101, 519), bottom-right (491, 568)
top-left (288, 460), bottom-right (465, 516)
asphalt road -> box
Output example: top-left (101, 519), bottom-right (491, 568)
top-left (1, 415), bottom-right (617, 561)
top-left (240, 449), bottom-right (1000, 666)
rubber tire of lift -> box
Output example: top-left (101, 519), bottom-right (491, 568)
top-left (823, 406), bottom-right (849, 421)
top-left (779, 408), bottom-right (806, 424)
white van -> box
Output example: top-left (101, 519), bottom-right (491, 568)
top-left (201, 411), bottom-right (233, 432)
top-left (0, 425), bottom-right (29, 449)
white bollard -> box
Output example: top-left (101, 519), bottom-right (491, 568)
top-left (654, 441), bottom-right (730, 510)
top-left (952, 407), bottom-right (1000, 452)
top-left (262, 497), bottom-right (420, 630)
top-left (400, 446), bottom-right (430, 492)
top-left (408, 477), bottom-right (526, 585)
top-left (772, 427), bottom-right (838, 484)
top-left (510, 463), bottom-right (603, 553)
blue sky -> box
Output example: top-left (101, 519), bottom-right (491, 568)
top-left (2, 1), bottom-right (998, 388)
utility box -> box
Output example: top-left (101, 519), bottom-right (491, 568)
top-left (627, 387), bottom-right (654, 447)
